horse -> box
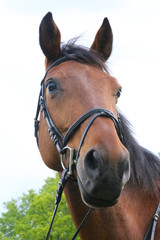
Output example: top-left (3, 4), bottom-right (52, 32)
top-left (35, 12), bottom-right (160, 239)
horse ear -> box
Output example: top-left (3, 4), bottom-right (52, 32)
top-left (39, 12), bottom-right (61, 64)
top-left (90, 18), bottom-right (113, 61)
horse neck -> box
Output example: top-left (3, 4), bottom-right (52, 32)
top-left (64, 180), bottom-right (160, 240)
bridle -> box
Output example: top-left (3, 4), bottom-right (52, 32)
top-left (34, 55), bottom-right (160, 240)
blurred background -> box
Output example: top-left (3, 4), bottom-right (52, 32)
top-left (0, 0), bottom-right (160, 213)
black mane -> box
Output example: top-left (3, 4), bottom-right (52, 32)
top-left (60, 42), bottom-right (160, 192)
top-left (119, 112), bottom-right (160, 193)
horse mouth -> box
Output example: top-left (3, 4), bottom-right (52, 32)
top-left (78, 177), bottom-right (120, 208)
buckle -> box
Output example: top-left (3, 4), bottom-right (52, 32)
top-left (60, 146), bottom-right (75, 175)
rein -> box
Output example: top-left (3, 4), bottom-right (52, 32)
top-left (144, 202), bottom-right (160, 240)
top-left (34, 56), bottom-right (160, 240)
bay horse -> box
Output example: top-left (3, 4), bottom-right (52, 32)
top-left (35, 12), bottom-right (160, 239)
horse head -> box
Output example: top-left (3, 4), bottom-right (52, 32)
top-left (37, 12), bottom-right (130, 208)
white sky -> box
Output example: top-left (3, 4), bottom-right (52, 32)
top-left (0, 0), bottom-right (160, 213)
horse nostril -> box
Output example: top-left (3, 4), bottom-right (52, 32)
top-left (84, 149), bottom-right (130, 184)
top-left (85, 150), bottom-right (99, 171)
top-left (117, 158), bottom-right (130, 179)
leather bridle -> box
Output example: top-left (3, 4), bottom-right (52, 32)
top-left (34, 55), bottom-right (160, 240)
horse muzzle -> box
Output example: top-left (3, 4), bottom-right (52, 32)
top-left (77, 148), bottom-right (130, 208)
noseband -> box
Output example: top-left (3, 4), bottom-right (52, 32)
top-left (34, 55), bottom-right (123, 174)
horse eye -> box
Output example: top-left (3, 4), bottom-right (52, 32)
top-left (115, 89), bottom-right (122, 99)
top-left (46, 81), bottom-right (57, 94)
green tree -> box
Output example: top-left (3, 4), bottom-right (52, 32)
top-left (0, 174), bottom-right (80, 240)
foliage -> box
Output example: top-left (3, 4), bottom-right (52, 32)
top-left (0, 174), bottom-right (80, 240)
